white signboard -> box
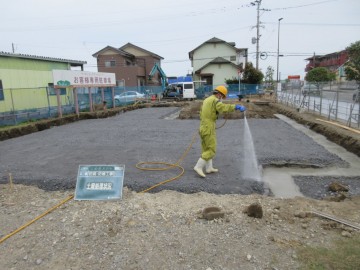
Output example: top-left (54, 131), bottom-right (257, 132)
top-left (52, 70), bottom-right (116, 88)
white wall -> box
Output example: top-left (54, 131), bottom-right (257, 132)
top-left (192, 43), bottom-right (237, 71)
top-left (200, 64), bottom-right (238, 86)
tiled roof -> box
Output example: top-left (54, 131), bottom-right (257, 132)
top-left (189, 37), bottom-right (246, 60)
top-left (119, 43), bottom-right (164, 59)
top-left (194, 57), bottom-right (240, 74)
top-left (92, 46), bottom-right (134, 58)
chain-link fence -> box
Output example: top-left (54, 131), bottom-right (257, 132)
top-left (277, 81), bottom-right (360, 128)
top-left (0, 86), bottom-right (164, 126)
top-left (0, 87), bottom-right (64, 126)
top-left (0, 83), bottom-right (267, 126)
top-left (4, 81), bottom-right (356, 128)
top-left (0, 84), bottom-right (263, 126)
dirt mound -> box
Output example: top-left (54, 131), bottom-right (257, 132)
top-left (179, 99), bottom-right (278, 119)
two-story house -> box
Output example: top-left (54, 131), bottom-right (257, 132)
top-left (188, 37), bottom-right (248, 86)
top-left (92, 43), bottom-right (164, 89)
top-left (305, 50), bottom-right (349, 81)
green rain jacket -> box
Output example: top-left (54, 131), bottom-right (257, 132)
top-left (199, 95), bottom-right (236, 161)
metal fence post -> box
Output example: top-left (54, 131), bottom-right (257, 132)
top-left (56, 88), bottom-right (63, 118)
top-left (312, 96), bottom-right (315, 112)
top-left (101, 88), bottom-right (105, 102)
top-left (112, 87), bottom-right (115, 109)
top-left (88, 87), bottom-right (93, 112)
top-left (73, 87), bottom-right (79, 116)
top-left (46, 87), bottom-right (51, 117)
top-left (335, 88), bottom-right (339, 121)
top-left (319, 89), bottom-right (322, 116)
top-left (9, 88), bottom-right (16, 125)
top-left (348, 104), bottom-right (353, 127)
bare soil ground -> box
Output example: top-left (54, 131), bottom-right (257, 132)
top-left (1, 100), bottom-right (360, 270)
top-left (1, 184), bottom-right (359, 270)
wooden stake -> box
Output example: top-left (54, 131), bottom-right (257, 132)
top-left (9, 173), bottom-right (13, 191)
top-left (316, 118), bottom-right (360, 135)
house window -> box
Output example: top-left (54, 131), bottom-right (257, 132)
top-left (230, 56), bottom-right (236, 61)
top-left (117, 80), bottom-right (125, 87)
top-left (48, 83), bottom-right (66, 95)
top-left (125, 60), bottom-right (133, 66)
top-left (105, 60), bottom-right (116, 67)
top-left (0, 80), bottom-right (4, 101)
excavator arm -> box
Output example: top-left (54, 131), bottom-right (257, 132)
top-left (148, 62), bottom-right (167, 89)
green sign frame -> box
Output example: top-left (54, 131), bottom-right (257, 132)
top-left (75, 165), bottom-right (125, 200)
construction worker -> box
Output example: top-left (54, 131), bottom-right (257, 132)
top-left (194, 85), bottom-right (246, 177)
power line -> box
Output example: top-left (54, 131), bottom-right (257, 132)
top-left (264, 22), bottom-right (360, 27)
top-left (85, 51), bottom-right (326, 68)
top-left (266, 0), bottom-right (340, 10)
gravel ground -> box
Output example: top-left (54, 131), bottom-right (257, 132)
top-left (294, 176), bottom-right (360, 200)
top-left (0, 107), bottom-right (351, 195)
top-left (1, 106), bottom-right (360, 270)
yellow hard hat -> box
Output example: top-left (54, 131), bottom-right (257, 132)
top-left (215, 85), bottom-right (228, 98)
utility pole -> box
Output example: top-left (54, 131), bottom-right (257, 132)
top-left (252, 0), bottom-right (270, 70)
top-left (276, 18), bottom-right (283, 83)
top-left (12, 43), bottom-right (15, 53)
top-left (255, 0), bottom-right (261, 70)
top-left (313, 52), bottom-right (316, 69)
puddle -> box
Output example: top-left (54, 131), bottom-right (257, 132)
top-left (263, 114), bottom-right (360, 198)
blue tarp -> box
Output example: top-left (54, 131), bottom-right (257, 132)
top-left (168, 76), bottom-right (193, 84)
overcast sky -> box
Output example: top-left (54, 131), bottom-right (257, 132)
top-left (1, 0), bottom-right (359, 80)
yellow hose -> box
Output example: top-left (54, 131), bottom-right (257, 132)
top-left (136, 131), bottom-right (198, 193)
top-left (1, 118), bottom-right (228, 244)
top-left (0, 194), bottom-right (74, 244)
top-left (136, 117), bottom-right (228, 193)
top-left (0, 131), bottom-right (196, 244)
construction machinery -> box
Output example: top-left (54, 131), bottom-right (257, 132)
top-left (148, 63), bottom-right (167, 90)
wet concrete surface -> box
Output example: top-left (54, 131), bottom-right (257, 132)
top-left (0, 107), bottom-right (358, 197)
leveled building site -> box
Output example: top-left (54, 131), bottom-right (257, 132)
top-left (1, 99), bottom-right (359, 199)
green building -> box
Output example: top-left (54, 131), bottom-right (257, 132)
top-left (0, 52), bottom-right (86, 115)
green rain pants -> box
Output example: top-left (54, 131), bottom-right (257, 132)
top-left (199, 121), bottom-right (216, 161)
